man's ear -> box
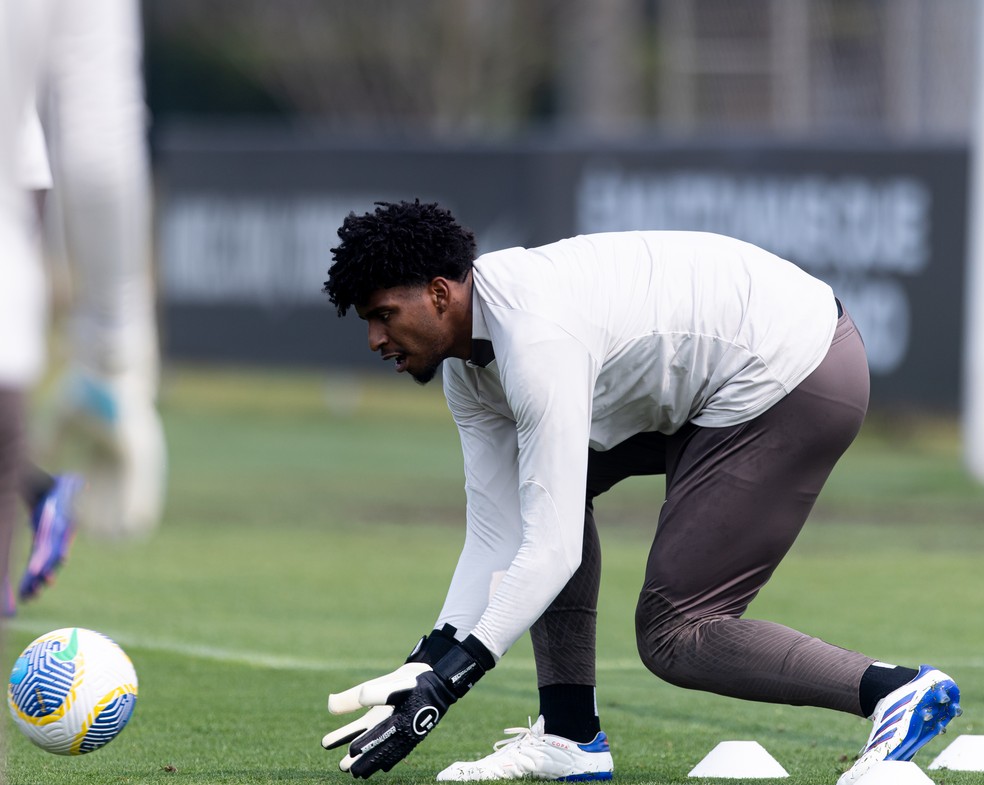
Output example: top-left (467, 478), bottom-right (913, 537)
top-left (429, 277), bottom-right (452, 313)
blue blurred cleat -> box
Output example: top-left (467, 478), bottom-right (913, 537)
top-left (19, 474), bottom-right (84, 601)
top-left (837, 664), bottom-right (961, 785)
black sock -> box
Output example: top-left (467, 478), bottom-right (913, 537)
top-left (859, 663), bottom-right (919, 717)
top-left (538, 684), bottom-right (601, 743)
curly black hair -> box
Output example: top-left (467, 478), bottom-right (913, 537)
top-left (323, 199), bottom-right (477, 316)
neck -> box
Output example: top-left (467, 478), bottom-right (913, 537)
top-left (447, 270), bottom-right (474, 360)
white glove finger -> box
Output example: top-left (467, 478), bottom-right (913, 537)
top-left (358, 668), bottom-right (428, 707)
top-left (327, 684), bottom-right (364, 715)
top-left (339, 752), bottom-right (359, 772)
top-left (329, 662), bottom-right (431, 714)
top-left (322, 704), bottom-right (393, 750)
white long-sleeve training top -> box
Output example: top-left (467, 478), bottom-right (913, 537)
top-left (437, 230), bottom-right (839, 659)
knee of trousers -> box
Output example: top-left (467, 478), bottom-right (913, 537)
top-left (634, 588), bottom-right (701, 686)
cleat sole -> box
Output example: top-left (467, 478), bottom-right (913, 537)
top-left (886, 679), bottom-right (961, 763)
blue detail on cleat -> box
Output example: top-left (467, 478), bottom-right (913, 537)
top-left (577, 732), bottom-right (610, 755)
top-left (838, 665), bottom-right (962, 785)
top-left (883, 668), bottom-right (961, 763)
top-left (73, 375), bottom-right (119, 425)
top-left (436, 717), bottom-right (614, 782)
top-left (558, 735), bottom-right (613, 780)
top-left (19, 474), bottom-right (83, 601)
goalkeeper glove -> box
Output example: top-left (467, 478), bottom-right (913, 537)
top-left (323, 628), bottom-right (494, 778)
top-left (322, 624), bottom-right (459, 743)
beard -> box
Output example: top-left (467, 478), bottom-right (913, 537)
top-left (405, 334), bottom-right (450, 385)
top-left (411, 360), bottom-right (441, 385)
top-left (409, 344), bottom-right (446, 385)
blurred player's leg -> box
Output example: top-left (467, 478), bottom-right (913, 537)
top-left (2, 1), bottom-right (60, 617)
top-left (0, 392), bottom-right (27, 617)
top-left (44, 0), bottom-right (165, 537)
top-left (19, 467), bottom-right (82, 600)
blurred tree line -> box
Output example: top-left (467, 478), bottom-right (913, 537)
top-left (143, 0), bottom-right (653, 137)
top-left (143, 0), bottom-right (973, 140)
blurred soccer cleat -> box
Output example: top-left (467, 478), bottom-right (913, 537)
top-left (52, 368), bottom-right (166, 538)
top-left (20, 474), bottom-right (84, 600)
top-left (837, 665), bottom-right (961, 785)
top-left (436, 716), bottom-right (613, 781)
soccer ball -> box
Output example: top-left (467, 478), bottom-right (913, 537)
top-left (7, 627), bottom-right (138, 755)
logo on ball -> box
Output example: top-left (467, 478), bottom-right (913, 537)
top-left (412, 706), bottom-right (440, 735)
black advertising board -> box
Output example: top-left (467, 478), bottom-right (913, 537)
top-left (155, 128), bottom-right (968, 410)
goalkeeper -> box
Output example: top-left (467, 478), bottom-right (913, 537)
top-left (321, 200), bottom-right (960, 785)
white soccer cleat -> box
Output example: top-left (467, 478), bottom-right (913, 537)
top-left (436, 716), bottom-right (613, 781)
top-left (837, 665), bottom-right (961, 785)
top-left (51, 368), bottom-right (166, 538)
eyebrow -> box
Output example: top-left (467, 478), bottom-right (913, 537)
top-left (358, 305), bottom-right (388, 321)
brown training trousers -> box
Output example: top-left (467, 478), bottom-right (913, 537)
top-left (530, 305), bottom-right (874, 717)
top-left (0, 388), bottom-right (26, 612)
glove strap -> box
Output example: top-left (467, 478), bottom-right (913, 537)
top-left (406, 623), bottom-right (459, 665)
top-left (433, 634), bottom-right (495, 699)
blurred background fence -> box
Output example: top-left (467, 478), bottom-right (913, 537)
top-left (140, 0), bottom-right (978, 413)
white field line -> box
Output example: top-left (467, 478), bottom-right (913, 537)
top-left (7, 619), bottom-right (984, 676)
top-left (4, 618), bottom-right (642, 674)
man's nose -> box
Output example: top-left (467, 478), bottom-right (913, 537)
top-left (368, 323), bottom-right (387, 352)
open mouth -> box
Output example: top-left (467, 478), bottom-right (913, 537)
top-left (383, 352), bottom-right (408, 373)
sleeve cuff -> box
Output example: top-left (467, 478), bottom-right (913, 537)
top-left (461, 634), bottom-right (496, 672)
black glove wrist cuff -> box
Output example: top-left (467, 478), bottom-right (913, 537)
top-left (433, 636), bottom-right (493, 699)
top-left (460, 634), bottom-right (495, 672)
top-left (406, 623), bottom-right (458, 665)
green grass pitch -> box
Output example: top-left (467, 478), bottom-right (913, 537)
top-left (3, 367), bottom-right (984, 784)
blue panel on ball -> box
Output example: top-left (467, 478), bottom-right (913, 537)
top-left (9, 655), bottom-right (29, 685)
top-left (8, 640), bottom-right (76, 717)
top-left (79, 692), bottom-right (137, 753)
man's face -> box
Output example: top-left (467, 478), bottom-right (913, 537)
top-left (355, 284), bottom-right (452, 385)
